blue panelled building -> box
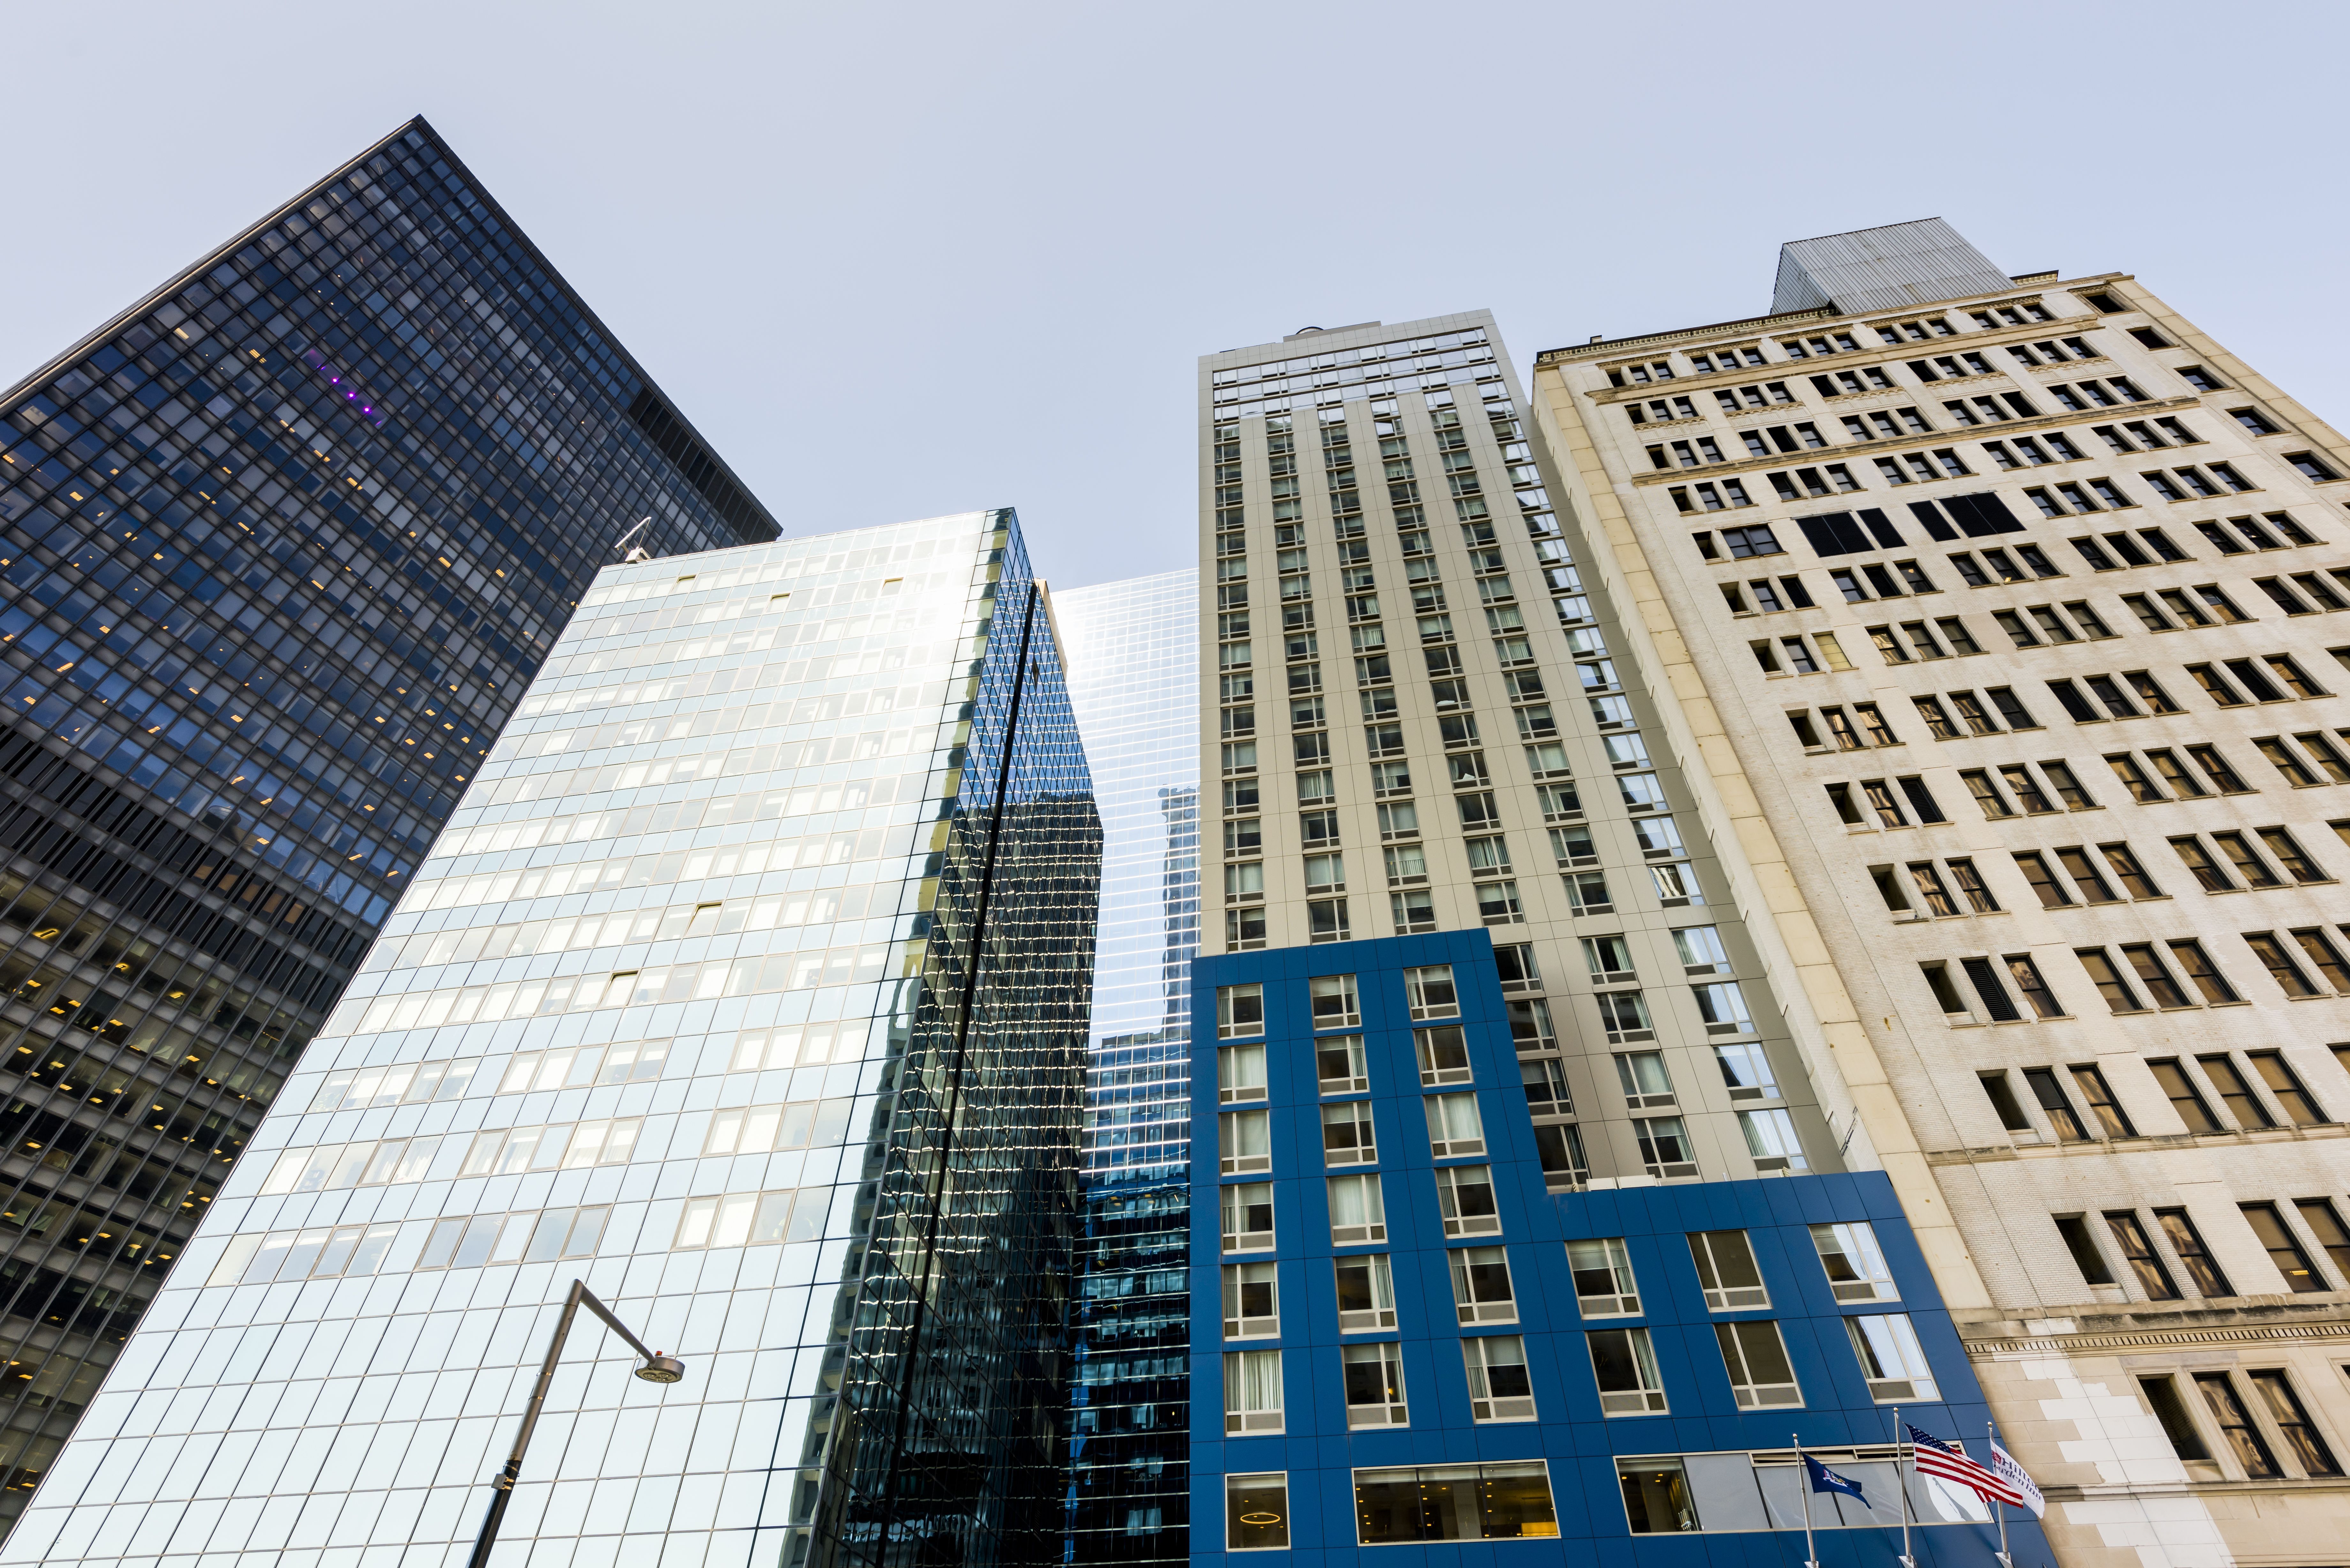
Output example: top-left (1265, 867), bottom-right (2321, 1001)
top-left (1191, 931), bottom-right (2053, 1566)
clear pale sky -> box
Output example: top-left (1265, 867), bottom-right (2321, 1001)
top-left (4, 1), bottom-right (2343, 589)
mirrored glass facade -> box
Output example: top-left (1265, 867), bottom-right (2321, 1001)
top-left (1054, 571), bottom-right (1199, 1566)
top-left (0, 116), bottom-right (771, 1526)
top-left (4, 511), bottom-right (1099, 1567)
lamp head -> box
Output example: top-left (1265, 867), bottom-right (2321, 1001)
top-left (635, 1353), bottom-right (686, 1384)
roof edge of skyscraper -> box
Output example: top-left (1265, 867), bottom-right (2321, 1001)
top-left (1, 114), bottom-right (782, 546)
top-left (1531, 267), bottom-right (2133, 366)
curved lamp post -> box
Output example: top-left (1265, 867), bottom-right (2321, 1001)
top-left (466, 1278), bottom-right (686, 1568)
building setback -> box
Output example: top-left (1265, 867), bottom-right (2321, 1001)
top-left (1530, 218), bottom-right (2350, 1564)
top-left (1191, 313), bottom-right (2047, 1564)
top-left (0, 509), bottom-right (1100, 1566)
top-left (1056, 569), bottom-right (1201, 1566)
top-left (0, 116), bottom-right (771, 1524)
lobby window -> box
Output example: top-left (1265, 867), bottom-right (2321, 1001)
top-left (1226, 1474), bottom-right (1290, 1552)
top-left (1353, 1462), bottom-right (1557, 1544)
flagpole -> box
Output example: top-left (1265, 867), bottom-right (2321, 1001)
top-left (1894, 1406), bottom-right (1914, 1568)
top-left (1795, 1432), bottom-right (1816, 1568)
top-left (1990, 1421), bottom-right (2012, 1568)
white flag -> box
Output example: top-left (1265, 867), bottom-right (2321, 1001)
top-left (1988, 1439), bottom-right (2044, 1519)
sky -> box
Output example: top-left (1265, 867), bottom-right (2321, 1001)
top-left (4, 1), bottom-right (2346, 590)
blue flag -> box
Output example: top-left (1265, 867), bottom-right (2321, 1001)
top-left (1805, 1454), bottom-right (1872, 1508)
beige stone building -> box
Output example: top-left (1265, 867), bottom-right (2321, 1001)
top-left (1528, 218), bottom-right (2350, 1567)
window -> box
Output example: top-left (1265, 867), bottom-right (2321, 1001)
top-left (1227, 1474), bottom-right (1290, 1552)
top-left (1979, 1071), bottom-right (2033, 1130)
top-left (1225, 1349), bottom-right (1285, 1433)
top-left (1809, 1221), bottom-right (1898, 1303)
top-left (2240, 1203), bottom-right (2323, 1294)
top-left (1219, 1044), bottom-right (1269, 1104)
top-left (2195, 1374), bottom-right (2281, 1477)
top-left (1716, 1320), bottom-right (1803, 1408)
top-left (1315, 1035), bottom-right (1368, 1097)
top-left (1307, 972), bottom-right (1359, 1030)
top-left (1218, 983), bottom-right (1265, 1038)
top-left (1224, 1261), bottom-right (1280, 1337)
top-left (1589, 1327), bottom-right (1669, 1414)
top-left (1434, 1164), bottom-right (1501, 1238)
top-left (2056, 1216), bottom-right (2115, 1286)
top-left (1353, 1462), bottom-right (1558, 1544)
top-left (1739, 1107), bottom-right (1808, 1170)
top-left (1464, 1334), bottom-right (1537, 1422)
top-left (2247, 1050), bottom-right (2327, 1124)
top-left (2149, 1059), bottom-right (2220, 1132)
top-left (1846, 1314), bottom-right (1939, 1401)
top-left (1221, 1109), bottom-right (1271, 1175)
top-left (1450, 1245), bottom-right (1519, 1324)
top-left (1568, 1237), bottom-right (1641, 1316)
top-left (2104, 1210), bottom-right (2179, 1298)
top-left (1334, 1252), bottom-right (1397, 1332)
top-left (2024, 1067), bottom-right (2091, 1139)
top-left (2072, 1064), bottom-right (2137, 1136)
top-left (2251, 1371), bottom-right (2342, 1476)
top-left (1222, 1181), bottom-right (1274, 1252)
top-left (1426, 1092), bottom-right (1487, 1158)
top-left (2140, 1377), bottom-right (2213, 1462)
top-left (1633, 1115), bottom-right (1697, 1178)
top-left (1688, 1229), bottom-right (1769, 1309)
top-left (1404, 964), bottom-right (1459, 1019)
top-left (1342, 1342), bottom-right (1408, 1428)
top-left (2298, 1200), bottom-right (2350, 1281)
top-left (1328, 1173), bottom-right (1385, 1245)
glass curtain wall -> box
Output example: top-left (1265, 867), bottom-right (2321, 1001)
top-left (1053, 570), bottom-right (1200, 1566)
top-left (2, 511), bottom-right (1096, 1568)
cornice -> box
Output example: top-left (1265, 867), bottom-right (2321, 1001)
top-left (1538, 271), bottom-right (2135, 369)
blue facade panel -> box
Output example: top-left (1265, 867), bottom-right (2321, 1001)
top-left (1189, 931), bottom-right (2052, 1568)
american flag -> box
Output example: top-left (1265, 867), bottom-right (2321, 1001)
top-left (1906, 1424), bottom-right (2025, 1507)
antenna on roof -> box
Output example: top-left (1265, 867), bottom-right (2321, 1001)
top-left (613, 516), bottom-right (654, 563)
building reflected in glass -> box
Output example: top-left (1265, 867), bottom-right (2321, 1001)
top-left (3, 511), bottom-right (1099, 1568)
top-left (1054, 570), bottom-right (1199, 1566)
top-left (0, 115), bottom-right (771, 1525)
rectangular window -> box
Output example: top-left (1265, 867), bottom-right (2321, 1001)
top-left (1224, 1349), bottom-right (1285, 1433)
top-left (1404, 964), bottom-right (1459, 1020)
top-left (1353, 1462), bottom-right (1558, 1544)
top-left (1310, 972), bottom-right (1361, 1029)
top-left (1568, 1236), bottom-right (1641, 1317)
top-left (2195, 1374), bottom-right (2281, 1477)
top-left (1688, 1229), bottom-right (1770, 1309)
top-left (1221, 1181), bottom-right (1274, 1253)
top-left (1327, 1173), bottom-right (1385, 1245)
top-left (2140, 1376), bottom-right (2212, 1462)
top-left (1588, 1327), bottom-right (1669, 1415)
top-left (1846, 1313), bottom-right (1941, 1401)
top-left (2148, 1059), bottom-right (2220, 1132)
top-left (1217, 983), bottom-right (1265, 1038)
top-left (2104, 1210), bottom-right (2180, 1298)
top-left (2156, 1208), bottom-right (2233, 1297)
top-left (1221, 1109), bottom-right (1272, 1175)
top-left (1322, 1101), bottom-right (1376, 1167)
top-left (1334, 1252), bottom-right (1398, 1332)
top-left (1433, 1164), bottom-right (1500, 1238)
top-left (2239, 1203), bottom-right (2324, 1294)
top-left (1450, 1245), bottom-right (1519, 1324)
top-left (1464, 1334), bottom-right (1537, 1422)
top-left (1224, 1261), bottom-right (1281, 1338)
top-left (1425, 1092), bottom-right (1487, 1158)
top-left (1810, 1220), bottom-right (1900, 1303)
top-left (1716, 1319), bottom-right (1803, 1408)
top-left (2056, 1215), bottom-right (2115, 1285)
top-left (1342, 1342), bottom-right (1408, 1428)
top-left (1227, 1473), bottom-right (1290, 1552)
top-left (2249, 1371), bottom-right (2342, 1476)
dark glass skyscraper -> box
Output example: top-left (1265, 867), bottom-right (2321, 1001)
top-left (0, 116), bottom-right (772, 1519)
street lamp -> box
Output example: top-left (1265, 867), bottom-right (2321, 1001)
top-left (465, 1278), bottom-right (686, 1568)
